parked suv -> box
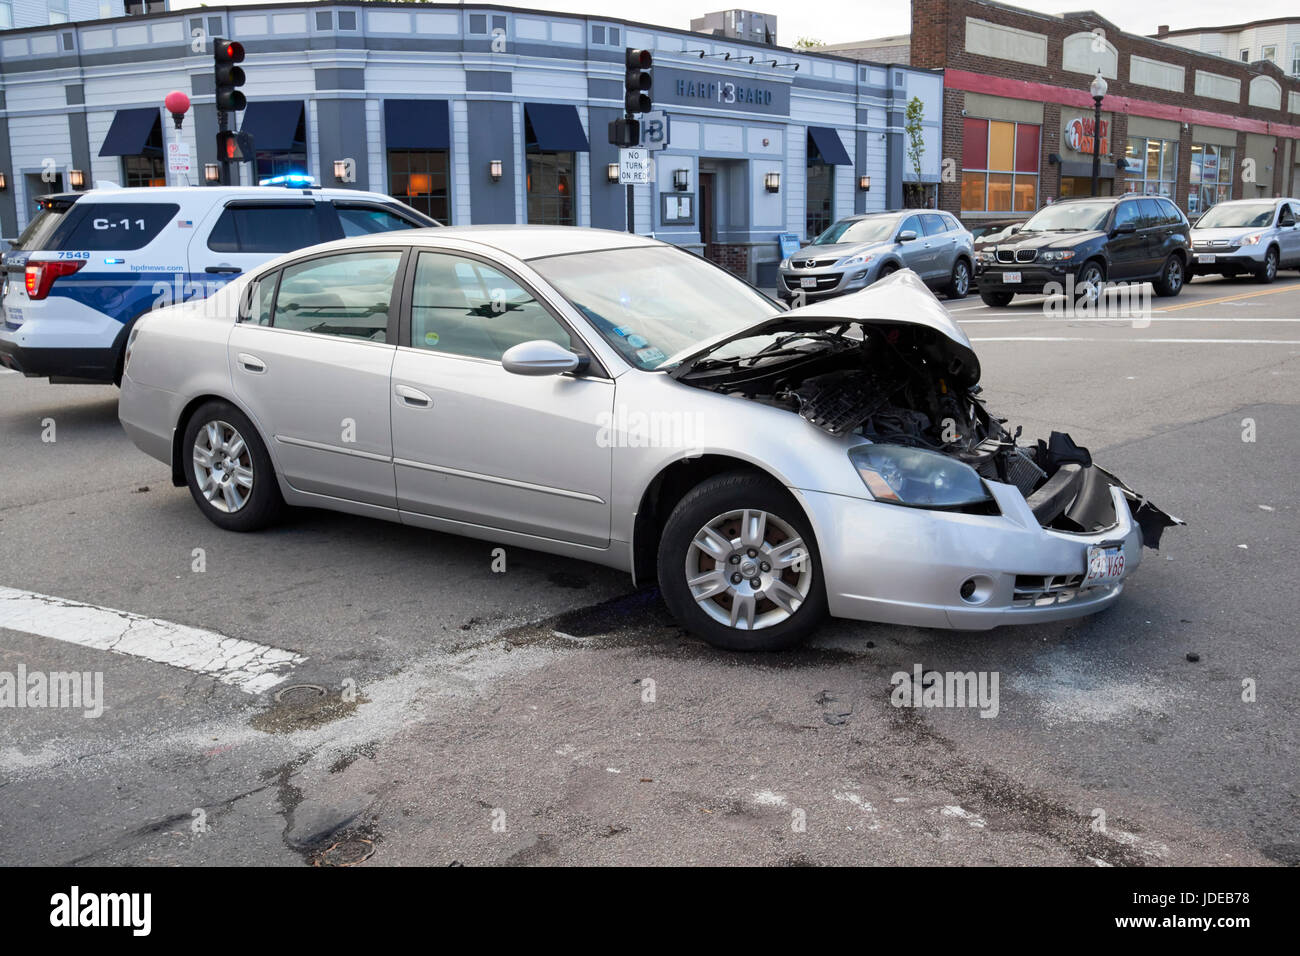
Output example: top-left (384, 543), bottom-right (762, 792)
top-left (1189, 198), bottom-right (1300, 283)
top-left (0, 184), bottom-right (437, 384)
top-left (778, 210), bottom-right (975, 303)
top-left (974, 195), bottom-right (1191, 307)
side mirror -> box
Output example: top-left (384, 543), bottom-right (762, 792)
top-left (501, 339), bottom-right (582, 376)
top-left (1113, 221), bottom-right (1137, 235)
top-left (898, 230), bottom-right (918, 242)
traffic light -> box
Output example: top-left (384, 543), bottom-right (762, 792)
top-left (214, 40), bottom-right (246, 113)
top-left (624, 48), bottom-right (652, 114)
top-left (216, 130), bottom-right (254, 162)
top-left (608, 118), bottom-right (640, 149)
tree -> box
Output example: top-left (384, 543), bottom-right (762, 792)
top-left (794, 37), bottom-right (824, 50)
top-left (904, 96), bottom-right (927, 208)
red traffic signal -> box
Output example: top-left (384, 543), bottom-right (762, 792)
top-left (216, 41), bottom-right (245, 64)
top-left (624, 48), bottom-right (652, 114)
top-left (216, 130), bottom-right (253, 162)
top-left (214, 38), bottom-right (247, 112)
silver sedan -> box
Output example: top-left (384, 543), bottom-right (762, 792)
top-left (119, 227), bottom-right (1180, 651)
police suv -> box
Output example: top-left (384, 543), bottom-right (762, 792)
top-left (0, 181), bottom-right (437, 384)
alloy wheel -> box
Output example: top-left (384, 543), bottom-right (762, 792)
top-left (953, 262), bottom-right (970, 295)
top-left (684, 508), bottom-right (813, 630)
top-left (192, 420), bottom-right (254, 513)
top-left (1076, 265), bottom-right (1103, 305)
top-left (1166, 257), bottom-right (1183, 292)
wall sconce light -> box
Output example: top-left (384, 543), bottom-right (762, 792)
top-left (858, 175), bottom-right (871, 191)
top-left (489, 159), bottom-right (503, 182)
top-left (0, 172), bottom-right (7, 191)
top-left (68, 169), bottom-right (86, 190)
top-left (764, 171), bottom-right (780, 193)
top-left (332, 159), bottom-right (350, 182)
top-left (673, 168), bottom-right (690, 191)
top-left (204, 163), bottom-right (220, 184)
top-left (606, 162), bottom-right (619, 184)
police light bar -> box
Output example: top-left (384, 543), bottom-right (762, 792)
top-left (258, 174), bottom-right (317, 187)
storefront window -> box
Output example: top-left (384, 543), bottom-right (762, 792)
top-left (121, 115), bottom-right (165, 187)
top-left (526, 151), bottom-right (575, 226)
top-left (255, 110), bottom-right (308, 182)
top-left (1188, 144), bottom-right (1235, 216)
top-left (388, 149), bottom-right (449, 223)
top-left (1123, 137), bottom-right (1178, 200)
top-left (960, 118), bottom-right (1039, 213)
top-left (805, 162), bottom-right (834, 238)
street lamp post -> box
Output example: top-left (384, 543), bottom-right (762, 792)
top-left (1089, 71), bottom-right (1108, 198)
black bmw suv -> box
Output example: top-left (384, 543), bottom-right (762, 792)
top-left (973, 195), bottom-right (1192, 307)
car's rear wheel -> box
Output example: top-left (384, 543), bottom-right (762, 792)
top-left (657, 472), bottom-right (826, 651)
top-left (181, 400), bottom-right (283, 532)
top-left (1255, 247), bottom-right (1278, 284)
top-left (946, 258), bottom-right (971, 299)
top-left (1152, 255), bottom-right (1185, 297)
top-left (979, 288), bottom-right (1014, 307)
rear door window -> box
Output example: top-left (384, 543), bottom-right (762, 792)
top-left (50, 203), bottom-right (180, 251)
top-left (271, 251), bottom-right (402, 342)
top-left (920, 214), bottom-right (948, 236)
top-left (1136, 199), bottom-right (1164, 229)
top-left (207, 203), bottom-right (322, 254)
top-left (1156, 198), bottom-right (1184, 225)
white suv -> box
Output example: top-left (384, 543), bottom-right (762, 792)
top-left (1, 183), bottom-right (437, 384)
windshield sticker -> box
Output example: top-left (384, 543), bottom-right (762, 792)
top-left (424, 331), bottom-right (440, 346)
top-left (625, 333), bottom-right (648, 349)
top-left (635, 346), bottom-right (667, 366)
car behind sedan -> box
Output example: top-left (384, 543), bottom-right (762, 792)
top-left (120, 227), bottom-right (1180, 651)
top-left (1189, 198), bottom-right (1300, 283)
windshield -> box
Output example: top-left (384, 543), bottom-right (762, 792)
top-left (811, 217), bottom-right (897, 246)
top-left (9, 202), bottom-right (74, 252)
top-left (529, 246), bottom-right (777, 370)
top-left (1021, 202), bottom-right (1112, 232)
top-left (1195, 203), bottom-right (1275, 229)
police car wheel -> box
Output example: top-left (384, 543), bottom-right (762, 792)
top-left (181, 401), bottom-right (283, 532)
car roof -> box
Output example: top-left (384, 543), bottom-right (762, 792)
top-left (288, 225), bottom-right (664, 261)
top-left (70, 185), bottom-right (401, 202)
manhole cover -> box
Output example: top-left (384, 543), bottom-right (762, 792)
top-left (313, 838), bottom-right (375, 867)
top-left (275, 683), bottom-right (327, 703)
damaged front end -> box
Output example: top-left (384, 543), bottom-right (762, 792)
top-left (670, 271), bottom-right (1182, 547)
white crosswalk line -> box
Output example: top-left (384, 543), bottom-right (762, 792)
top-left (0, 586), bottom-right (305, 693)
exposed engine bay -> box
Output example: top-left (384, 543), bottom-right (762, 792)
top-left (673, 320), bottom-right (1182, 547)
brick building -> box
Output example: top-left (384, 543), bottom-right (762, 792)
top-left (909, 0), bottom-right (1300, 223)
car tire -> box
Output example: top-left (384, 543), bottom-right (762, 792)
top-left (1152, 255), bottom-right (1185, 297)
top-left (657, 471), bottom-right (827, 652)
top-left (181, 400), bottom-right (283, 533)
top-left (1254, 247), bottom-right (1278, 284)
top-left (879, 263), bottom-right (900, 278)
top-left (978, 288), bottom-right (1014, 307)
top-left (1074, 261), bottom-right (1106, 307)
top-left (946, 258), bottom-right (971, 299)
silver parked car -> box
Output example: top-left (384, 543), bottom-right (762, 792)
top-left (778, 211), bottom-right (975, 304)
top-left (119, 227), bottom-right (1179, 652)
top-left (1190, 198), bottom-right (1300, 283)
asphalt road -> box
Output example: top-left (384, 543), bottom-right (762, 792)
top-left (1, 272), bottom-right (1297, 866)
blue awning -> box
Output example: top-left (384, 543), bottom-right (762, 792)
top-left (524, 102), bottom-right (590, 152)
top-left (239, 101), bottom-right (305, 153)
top-left (98, 108), bottom-right (161, 157)
top-left (384, 100), bottom-right (450, 150)
top-left (807, 126), bottom-right (852, 165)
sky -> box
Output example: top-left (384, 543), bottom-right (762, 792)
top-left (170, 0), bottom-right (1300, 47)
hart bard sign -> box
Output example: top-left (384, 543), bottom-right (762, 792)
top-left (655, 67), bottom-right (790, 116)
top-left (1064, 116), bottom-right (1108, 156)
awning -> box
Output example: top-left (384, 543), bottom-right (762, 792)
top-left (239, 101), bottom-right (305, 153)
top-left (98, 108), bottom-right (161, 157)
top-left (807, 126), bottom-right (852, 165)
top-left (1060, 159), bottom-right (1117, 179)
top-left (524, 102), bottom-right (590, 152)
top-left (384, 100), bottom-right (450, 150)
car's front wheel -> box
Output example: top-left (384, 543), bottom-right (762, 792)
top-left (1152, 255), bottom-right (1185, 297)
top-left (1255, 247), bottom-right (1278, 284)
top-left (657, 472), bottom-right (827, 651)
top-left (181, 400), bottom-right (283, 532)
top-left (947, 258), bottom-right (971, 298)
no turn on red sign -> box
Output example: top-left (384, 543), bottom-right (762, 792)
top-left (618, 147), bottom-right (653, 185)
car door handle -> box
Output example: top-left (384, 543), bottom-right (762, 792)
top-left (395, 384), bottom-right (433, 407)
top-left (237, 352), bottom-right (266, 373)
top-left (206, 265), bottom-right (242, 275)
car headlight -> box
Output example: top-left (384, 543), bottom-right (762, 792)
top-left (849, 444), bottom-right (992, 508)
top-left (1040, 250), bottom-right (1076, 262)
top-left (977, 250), bottom-right (996, 264)
top-left (837, 254), bottom-right (874, 267)
top-left (779, 257), bottom-right (791, 269)
top-left (1240, 233), bottom-right (1264, 246)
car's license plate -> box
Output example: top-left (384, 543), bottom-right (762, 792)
top-left (800, 277), bottom-right (818, 289)
top-left (1084, 545), bottom-right (1125, 586)
top-left (1196, 254), bottom-right (1216, 264)
top-left (1003, 271), bottom-right (1021, 283)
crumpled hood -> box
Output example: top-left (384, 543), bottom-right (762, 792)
top-left (669, 269), bottom-right (981, 388)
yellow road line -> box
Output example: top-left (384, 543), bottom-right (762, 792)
top-left (1156, 284), bottom-right (1300, 313)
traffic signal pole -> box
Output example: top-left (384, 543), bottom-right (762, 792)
top-left (610, 48), bottom-right (652, 234)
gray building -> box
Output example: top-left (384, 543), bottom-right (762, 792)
top-left (2, 1), bottom-right (129, 30)
top-left (689, 9), bottom-right (777, 46)
top-left (0, 2), bottom-right (943, 285)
